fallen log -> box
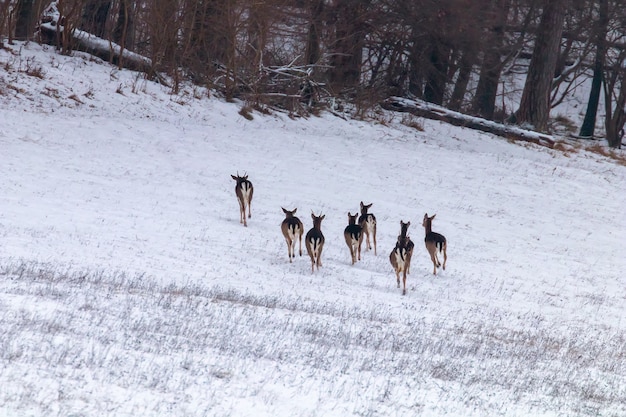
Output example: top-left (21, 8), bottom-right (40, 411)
top-left (37, 1), bottom-right (161, 81)
top-left (381, 97), bottom-right (556, 148)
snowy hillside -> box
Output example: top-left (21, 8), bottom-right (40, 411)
top-left (1, 42), bottom-right (625, 417)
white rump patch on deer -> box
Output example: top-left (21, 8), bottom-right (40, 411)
top-left (393, 247), bottom-right (407, 271)
top-left (309, 237), bottom-right (322, 256)
top-left (363, 217), bottom-right (375, 235)
top-left (240, 183), bottom-right (252, 204)
top-left (288, 224), bottom-right (301, 241)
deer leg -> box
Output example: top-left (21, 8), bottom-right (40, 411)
top-left (373, 225), bottom-right (377, 255)
top-left (430, 252), bottom-right (438, 275)
top-left (238, 200), bottom-right (247, 227)
top-left (402, 271), bottom-right (407, 295)
top-left (317, 246), bottom-right (323, 268)
top-left (442, 245), bottom-right (447, 270)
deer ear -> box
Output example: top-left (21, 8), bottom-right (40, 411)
top-left (321, 215), bottom-right (325, 220)
top-left (231, 175), bottom-right (237, 180)
top-left (407, 221), bottom-right (411, 227)
top-left (282, 207), bottom-right (288, 214)
top-left (292, 208), bottom-right (297, 214)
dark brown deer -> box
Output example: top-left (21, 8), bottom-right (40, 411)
top-left (343, 212), bottom-right (363, 265)
top-left (390, 220), bottom-right (414, 295)
top-left (358, 201), bottom-right (377, 255)
top-left (422, 213), bottom-right (447, 275)
top-left (305, 212), bottom-right (325, 272)
top-left (231, 173), bottom-right (253, 227)
top-left (281, 207), bottom-right (304, 262)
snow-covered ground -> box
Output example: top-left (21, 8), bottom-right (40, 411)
top-left (1, 42), bottom-right (625, 417)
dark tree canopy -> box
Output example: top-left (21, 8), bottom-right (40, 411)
top-left (4, 0), bottom-right (626, 147)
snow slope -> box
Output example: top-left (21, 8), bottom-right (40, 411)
top-left (1, 42), bottom-right (625, 417)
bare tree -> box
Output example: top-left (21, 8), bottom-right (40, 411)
top-left (603, 60), bottom-right (626, 148)
top-left (146, 0), bottom-right (179, 75)
top-left (113, 0), bottom-right (135, 51)
top-left (514, 0), bottom-right (568, 131)
top-left (579, 0), bottom-right (609, 138)
top-left (305, 0), bottom-right (325, 66)
top-left (80, 0), bottom-right (111, 38)
top-left (14, 0), bottom-right (39, 40)
top-left (328, 0), bottom-right (371, 94)
top-left (471, 0), bottom-right (516, 118)
top-left (602, 8), bottom-right (626, 149)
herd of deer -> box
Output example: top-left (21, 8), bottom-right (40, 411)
top-left (232, 173), bottom-right (447, 295)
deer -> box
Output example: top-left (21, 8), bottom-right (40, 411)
top-left (305, 212), bottom-right (325, 273)
top-left (231, 173), bottom-right (253, 227)
top-left (389, 220), bottom-right (414, 295)
top-left (343, 212), bottom-right (363, 265)
top-left (422, 213), bottom-right (447, 275)
top-left (358, 201), bottom-right (377, 255)
top-left (281, 207), bottom-right (304, 262)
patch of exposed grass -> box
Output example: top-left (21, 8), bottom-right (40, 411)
top-left (239, 105), bottom-right (254, 120)
top-left (586, 143), bottom-right (626, 166)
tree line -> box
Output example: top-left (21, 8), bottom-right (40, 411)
top-left (1, 0), bottom-right (625, 147)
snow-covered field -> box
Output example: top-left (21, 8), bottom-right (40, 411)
top-left (1, 42), bottom-right (625, 417)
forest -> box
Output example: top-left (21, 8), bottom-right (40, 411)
top-left (2, 0), bottom-right (625, 147)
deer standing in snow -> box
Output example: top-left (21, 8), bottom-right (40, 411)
top-left (305, 212), bottom-right (325, 273)
top-left (231, 173), bottom-right (253, 227)
top-left (358, 201), bottom-right (377, 255)
top-left (343, 212), bottom-right (363, 265)
top-left (422, 213), bottom-right (447, 275)
top-left (281, 207), bottom-right (304, 262)
top-left (389, 220), bottom-right (414, 295)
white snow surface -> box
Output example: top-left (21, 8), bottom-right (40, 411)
top-left (1, 42), bottom-right (625, 416)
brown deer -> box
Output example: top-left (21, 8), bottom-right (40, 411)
top-left (358, 201), bottom-right (377, 255)
top-left (305, 212), bottom-right (325, 273)
top-left (422, 213), bottom-right (447, 275)
top-left (231, 173), bottom-right (253, 227)
top-left (343, 212), bottom-right (363, 265)
top-left (281, 207), bottom-right (304, 262)
top-left (389, 220), bottom-right (414, 295)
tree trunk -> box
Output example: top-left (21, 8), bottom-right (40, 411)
top-left (514, 0), bottom-right (566, 131)
top-left (81, 0), bottom-right (112, 39)
top-left (407, 41), bottom-right (424, 98)
top-left (382, 97), bottom-right (555, 148)
top-left (305, 0), bottom-right (325, 65)
top-left (423, 34), bottom-right (449, 105)
top-left (579, 0), bottom-right (608, 138)
top-left (245, 1), bottom-right (268, 71)
top-left (14, 0), bottom-right (35, 40)
top-left (113, 0), bottom-right (135, 51)
top-left (472, 0), bottom-right (510, 119)
top-left (448, 50), bottom-right (473, 111)
top-left (604, 71), bottom-right (626, 148)
top-left (329, 0), bottom-right (368, 93)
